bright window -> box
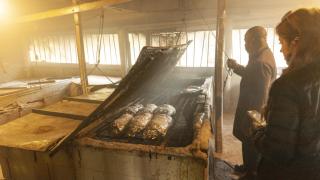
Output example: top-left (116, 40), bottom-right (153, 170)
top-left (29, 33), bottom-right (121, 65)
top-left (232, 29), bottom-right (248, 65)
top-left (266, 28), bottom-right (287, 68)
top-left (128, 33), bottom-right (146, 65)
top-left (150, 31), bottom-right (216, 67)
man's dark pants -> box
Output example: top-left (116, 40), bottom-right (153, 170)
top-left (242, 140), bottom-right (260, 178)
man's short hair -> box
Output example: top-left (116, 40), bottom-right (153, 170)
top-left (246, 26), bottom-right (267, 39)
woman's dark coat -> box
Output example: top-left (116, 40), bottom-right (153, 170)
top-left (254, 59), bottom-right (320, 180)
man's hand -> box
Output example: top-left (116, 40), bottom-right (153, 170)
top-left (227, 58), bottom-right (237, 69)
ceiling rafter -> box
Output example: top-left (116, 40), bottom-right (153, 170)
top-left (10, 0), bottom-right (130, 24)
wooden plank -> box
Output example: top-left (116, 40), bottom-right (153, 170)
top-left (64, 97), bottom-right (103, 104)
top-left (0, 79), bottom-right (71, 107)
top-left (0, 80), bottom-right (71, 125)
top-left (32, 109), bottom-right (87, 120)
top-left (64, 87), bottom-right (115, 103)
top-left (0, 88), bottom-right (27, 96)
top-left (0, 113), bottom-right (80, 151)
top-left (32, 100), bottom-right (99, 120)
top-left (35, 100), bottom-right (99, 116)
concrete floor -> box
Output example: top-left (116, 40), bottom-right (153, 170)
top-left (212, 113), bottom-right (243, 180)
top-left (220, 113), bottom-right (242, 165)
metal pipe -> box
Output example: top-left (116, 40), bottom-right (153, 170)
top-left (214, 0), bottom-right (226, 153)
top-left (73, 0), bottom-right (89, 95)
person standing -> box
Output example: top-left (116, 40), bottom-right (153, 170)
top-left (253, 8), bottom-right (320, 180)
top-left (227, 26), bottom-right (277, 179)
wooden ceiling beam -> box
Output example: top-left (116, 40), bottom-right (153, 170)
top-left (11, 0), bottom-right (130, 24)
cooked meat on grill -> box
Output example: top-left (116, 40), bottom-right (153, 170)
top-left (111, 104), bottom-right (144, 135)
top-left (125, 104), bottom-right (144, 114)
top-left (111, 113), bottom-right (134, 135)
top-left (143, 104), bottom-right (176, 140)
top-left (154, 104), bottom-right (176, 116)
top-left (143, 114), bottom-right (173, 140)
top-left (126, 104), bottom-right (158, 137)
top-left (139, 104), bottom-right (158, 113)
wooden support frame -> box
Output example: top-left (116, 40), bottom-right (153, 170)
top-left (32, 109), bottom-right (86, 120)
top-left (63, 97), bottom-right (103, 104)
top-left (73, 0), bottom-right (89, 95)
top-left (214, 0), bottom-right (226, 153)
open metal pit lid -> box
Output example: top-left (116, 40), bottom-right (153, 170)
top-left (49, 43), bottom-right (190, 155)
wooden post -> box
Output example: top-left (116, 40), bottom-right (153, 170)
top-left (72, 0), bottom-right (89, 95)
top-left (214, 0), bottom-right (226, 153)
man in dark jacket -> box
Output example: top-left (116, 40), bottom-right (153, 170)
top-left (227, 26), bottom-right (277, 178)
